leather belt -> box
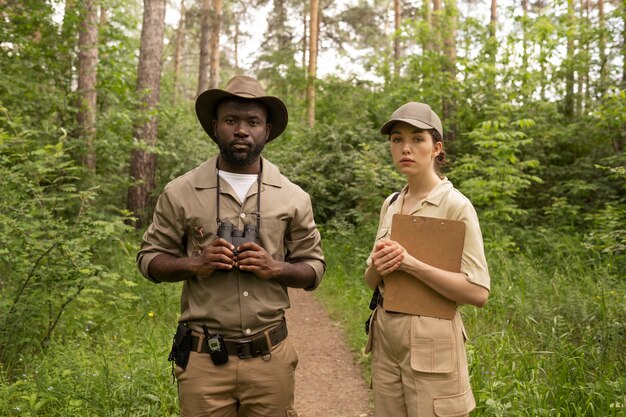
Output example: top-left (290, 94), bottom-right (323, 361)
top-left (190, 320), bottom-right (288, 359)
top-left (378, 295), bottom-right (403, 315)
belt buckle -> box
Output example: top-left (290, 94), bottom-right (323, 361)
top-left (236, 339), bottom-right (253, 359)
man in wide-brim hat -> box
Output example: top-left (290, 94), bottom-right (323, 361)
top-left (138, 75), bottom-right (326, 417)
top-left (196, 75), bottom-right (288, 143)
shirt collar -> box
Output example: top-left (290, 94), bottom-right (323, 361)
top-left (425, 177), bottom-right (453, 206)
top-left (399, 177), bottom-right (453, 208)
top-left (193, 155), bottom-right (282, 189)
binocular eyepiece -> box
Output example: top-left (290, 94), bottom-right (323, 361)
top-left (217, 221), bottom-right (259, 254)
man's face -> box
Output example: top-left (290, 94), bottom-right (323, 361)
top-left (213, 99), bottom-right (271, 168)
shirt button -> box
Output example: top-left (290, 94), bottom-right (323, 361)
top-left (243, 291), bottom-right (249, 297)
top-left (245, 328), bottom-right (251, 334)
top-left (240, 212), bottom-right (246, 219)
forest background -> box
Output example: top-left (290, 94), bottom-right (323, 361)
top-left (1, 0), bottom-right (625, 415)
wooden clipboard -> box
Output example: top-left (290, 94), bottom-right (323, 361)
top-left (382, 214), bottom-right (465, 320)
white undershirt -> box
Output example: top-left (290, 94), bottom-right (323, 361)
top-left (218, 171), bottom-right (258, 202)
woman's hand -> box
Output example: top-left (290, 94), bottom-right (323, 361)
top-left (370, 240), bottom-right (489, 307)
top-left (371, 240), bottom-right (407, 276)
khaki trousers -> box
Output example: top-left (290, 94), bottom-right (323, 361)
top-left (175, 338), bottom-right (298, 417)
top-left (370, 308), bottom-right (476, 417)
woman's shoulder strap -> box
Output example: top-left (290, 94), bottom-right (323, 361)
top-left (381, 191), bottom-right (401, 216)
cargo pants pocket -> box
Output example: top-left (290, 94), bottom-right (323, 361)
top-left (434, 388), bottom-right (476, 417)
top-left (410, 316), bottom-right (456, 375)
top-left (410, 338), bottom-right (455, 374)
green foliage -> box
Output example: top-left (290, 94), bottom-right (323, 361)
top-left (0, 106), bottom-right (133, 369)
top-left (584, 155), bottom-right (626, 264)
top-left (153, 100), bottom-right (216, 192)
top-left (466, 240), bottom-right (626, 417)
top-left (267, 121), bottom-right (403, 226)
top-left (0, 1), bottom-right (70, 129)
top-left (0, 253), bottom-right (182, 416)
top-left (448, 118), bottom-right (542, 226)
top-left (258, 61), bottom-right (309, 127)
top-left (316, 229), bottom-right (626, 417)
top-left (314, 230), bottom-right (374, 381)
top-left (2, 1), bottom-right (626, 415)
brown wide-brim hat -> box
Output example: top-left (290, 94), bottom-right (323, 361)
top-left (195, 75), bottom-right (289, 142)
top-left (380, 102), bottom-right (443, 138)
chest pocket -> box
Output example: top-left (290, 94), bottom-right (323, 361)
top-left (377, 192), bottom-right (399, 241)
top-left (375, 226), bottom-right (390, 242)
top-left (187, 223), bottom-right (217, 256)
top-left (259, 218), bottom-right (287, 261)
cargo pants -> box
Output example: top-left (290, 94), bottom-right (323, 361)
top-left (175, 338), bottom-right (299, 417)
top-left (367, 308), bottom-right (476, 417)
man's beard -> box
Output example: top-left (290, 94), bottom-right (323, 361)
top-left (218, 140), bottom-right (265, 167)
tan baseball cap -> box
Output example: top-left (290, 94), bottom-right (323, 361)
top-left (380, 102), bottom-right (443, 137)
top-left (195, 75), bottom-right (288, 142)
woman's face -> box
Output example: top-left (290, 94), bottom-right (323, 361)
top-left (389, 122), bottom-right (441, 177)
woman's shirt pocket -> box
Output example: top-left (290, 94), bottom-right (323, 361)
top-left (376, 226), bottom-right (390, 242)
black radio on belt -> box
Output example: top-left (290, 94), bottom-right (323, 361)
top-left (202, 324), bottom-right (228, 365)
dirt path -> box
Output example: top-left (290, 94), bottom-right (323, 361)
top-left (286, 288), bottom-right (373, 417)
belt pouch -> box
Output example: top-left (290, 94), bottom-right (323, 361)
top-left (365, 287), bottom-right (381, 335)
top-left (168, 323), bottom-right (192, 370)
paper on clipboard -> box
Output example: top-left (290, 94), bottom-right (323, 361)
top-left (382, 214), bottom-right (465, 319)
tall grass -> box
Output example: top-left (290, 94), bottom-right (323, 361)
top-left (0, 240), bottom-right (182, 416)
top-left (316, 228), bottom-right (626, 416)
top-left (1, 227), bottom-right (623, 416)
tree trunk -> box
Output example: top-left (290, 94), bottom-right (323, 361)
top-left (306, 0), bottom-right (319, 128)
top-left (76, 0), bottom-right (99, 173)
top-left (302, 4), bottom-right (307, 70)
top-left (99, 4), bottom-right (107, 26)
top-left (442, 0), bottom-right (457, 142)
top-left (209, 0), bottom-right (222, 88)
top-left (563, 0), bottom-right (575, 118)
top-left (520, 0), bottom-right (529, 101)
top-left (268, 0), bottom-right (289, 52)
top-left (98, 5), bottom-right (109, 114)
top-left (598, 0), bottom-right (606, 96)
top-left (521, 0), bottom-right (528, 70)
top-left (538, 0), bottom-right (546, 101)
top-left (487, 0), bottom-right (497, 94)
top-left (623, 0), bottom-right (626, 90)
top-left (616, 0), bottom-right (625, 152)
top-left (127, 0), bottom-right (166, 227)
top-left (197, 0), bottom-right (211, 95)
top-left (234, 14), bottom-right (240, 70)
top-left (393, 0), bottom-right (401, 77)
top-left (174, 0), bottom-right (186, 99)
top-left (432, 0), bottom-right (441, 50)
top-left (422, 0), bottom-right (431, 52)
top-left (489, 0), bottom-right (497, 39)
top-left (577, 0), bottom-right (588, 114)
top-left (432, 0), bottom-right (441, 14)
top-left (61, 0), bottom-right (77, 126)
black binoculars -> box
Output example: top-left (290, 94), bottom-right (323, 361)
top-left (217, 221), bottom-right (259, 254)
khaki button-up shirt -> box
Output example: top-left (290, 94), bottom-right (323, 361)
top-left (370, 179), bottom-right (490, 291)
top-left (137, 156), bottom-right (326, 337)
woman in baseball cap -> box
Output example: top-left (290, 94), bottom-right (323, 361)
top-left (364, 102), bottom-right (491, 417)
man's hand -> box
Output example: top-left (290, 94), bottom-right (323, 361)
top-left (193, 238), bottom-right (236, 278)
top-left (234, 242), bottom-right (282, 280)
top-left (371, 240), bottom-right (406, 276)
